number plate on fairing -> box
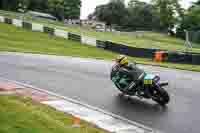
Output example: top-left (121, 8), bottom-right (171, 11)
top-left (144, 74), bottom-right (155, 85)
top-left (144, 79), bottom-right (153, 85)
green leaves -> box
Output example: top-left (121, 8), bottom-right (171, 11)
top-left (0, 0), bottom-right (81, 20)
top-left (94, 0), bottom-right (126, 27)
top-left (176, 2), bottom-right (200, 42)
top-left (125, 0), bottom-right (161, 31)
top-left (47, 0), bottom-right (81, 20)
top-left (93, 0), bottom-right (163, 31)
top-left (151, 0), bottom-right (183, 31)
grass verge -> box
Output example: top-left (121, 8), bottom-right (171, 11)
top-left (0, 95), bottom-right (107, 133)
top-left (0, 10), bottom-right (200, 53)
top-left (0, 23), bottom-right (200, 72)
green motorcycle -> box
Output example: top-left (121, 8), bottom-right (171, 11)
top-left (111, 64), bottom-right (170, 106)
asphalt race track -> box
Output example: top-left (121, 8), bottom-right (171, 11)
top-left (0, 52), bottom-right (200, 133)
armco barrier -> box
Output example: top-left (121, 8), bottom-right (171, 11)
top-left (166, 52), bottom-right (193, 64)
top-left (81, 36), bottom-right (97, 46)
top-left (68, 33), bottom-right (81, 42)
top-left (106, 41), bottom-right (156, 58)
top-left (106, 41), bottom-right (129, 54)
top-left (43, 26), bottom-right (54, 35)
top-left (32, 23), bottom-right (43, 32)
top-left (54, 29), bottom-right (68, 39)
top-left (4, 18), bottom-right (12, 24)
top-left (12, 19), bottom-right (22, 27)
top-left (96, 40), bottom-right (107, 49)
top-left (22, 22), bottom-right (32, 30)
top-left (192, 54), bottom-right (200, 65)
top-left (0, 16), bottom-right (5, 22)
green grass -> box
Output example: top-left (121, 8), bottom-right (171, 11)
top-left (0, 23), bottom-right (116, 59)
top-left (0, 23), bottom-right (200, 72)
top-left (0, 10), bottom-right (200, 53)
top-left (0, 95), bottom-right (107, 133)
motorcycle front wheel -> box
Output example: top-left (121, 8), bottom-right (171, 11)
top-left (152, 87), bottom-right (170, 106)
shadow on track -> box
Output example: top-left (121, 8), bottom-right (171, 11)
top-left (113, 93), bottom-right (169, 113)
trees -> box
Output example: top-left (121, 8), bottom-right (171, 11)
top-left (48, 0), bottom-right (81, 20)
top-left (0, 0), bottom-right (3, 9)
top-left (29, 0), bottom-right (48, 12)
top-left (48, 0), bottom-right (65, 20)
top-left (176, 1), bottom-right (200, 42)
top-left (123, 0), bottom-right (161, 31)
top-left (63, 0), bottom-right (81, 19)
top-left (93, 0), bottom-right (162, 31)
top-left (93, 0), bottom-right (127, 29)
top-left (151, 0), bottom-right (183, 31)
top-left (0, 0), bottom-right (19, 11)
top-left (0, 0), bottom-right (81, 20)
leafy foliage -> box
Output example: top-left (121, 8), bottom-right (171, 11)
top-left (0, 0), bottom-right (81, 20)
top-left (92, 0), bottom-right (182, 31)
top-left (176, 1), bottom-right (200, 42)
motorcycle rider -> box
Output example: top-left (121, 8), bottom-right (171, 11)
top-left (113, 55), bottom-right (146, 94)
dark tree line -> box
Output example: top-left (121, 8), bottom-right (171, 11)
top-left (90, 0), bottom-right (183, 32)
top-left (176, 0), bottom-right (200, 42)
top-left (90, 0), bottom-right (200, 42)
top-left (0, 0), bottom-right (81, 20)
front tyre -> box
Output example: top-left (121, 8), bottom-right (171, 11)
top-left (153, 87), bottom-right (170, 106)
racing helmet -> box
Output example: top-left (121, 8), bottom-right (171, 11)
top-left (115, 55), bottom-right (128, 65)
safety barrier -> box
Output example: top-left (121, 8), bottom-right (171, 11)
top-left (96, 40), bottom-right (107, 49)
top-left (0, 16), bottom-right (4, 22)
top-left (32, 23), bottom-right (44, 32)
top-left (4, 18), bottom-right (12, 24)
top-left (165, 52), bottom-right (192, 64)
top-left (192, 54), bottom-right (200, 65)
top-left (0, 15), bottom-right (200, 65)
top-left (81, 36), bottom-right (97, 47)
top-left (12, 19), bottom-right (22, 27)
top-left (154, 51), bottom-right (200, 65)
top-left (68, 33), bottom-right (81, 42)
top-left (154, 51), bottom-right (166, 62)
top-left (54, 29), bottom-right (68, 39)
top-left (106, 41), bottom-right (156, 58)
top-left (43, 26), bottom-right (54, 35)
top-left (22, 22), bottom-right (32, 30)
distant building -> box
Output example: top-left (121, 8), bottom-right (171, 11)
top-left (81, 19), bottom-right (106, 31)
top-left (64, 19), bottom-right (81, 25)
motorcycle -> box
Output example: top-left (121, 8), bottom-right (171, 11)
top-left (110, 63), bottom-right (170, 106)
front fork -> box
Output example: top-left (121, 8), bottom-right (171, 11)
top-left (142, 83), bottom-right (155, 99)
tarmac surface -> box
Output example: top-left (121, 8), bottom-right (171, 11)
top-left (0, 52), bottom-right (200, 133)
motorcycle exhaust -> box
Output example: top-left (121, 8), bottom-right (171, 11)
top-left (159, 82), bottom-right (169, 87)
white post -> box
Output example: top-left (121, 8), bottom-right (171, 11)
top-left (184, 30), bottom-right (192, 52)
